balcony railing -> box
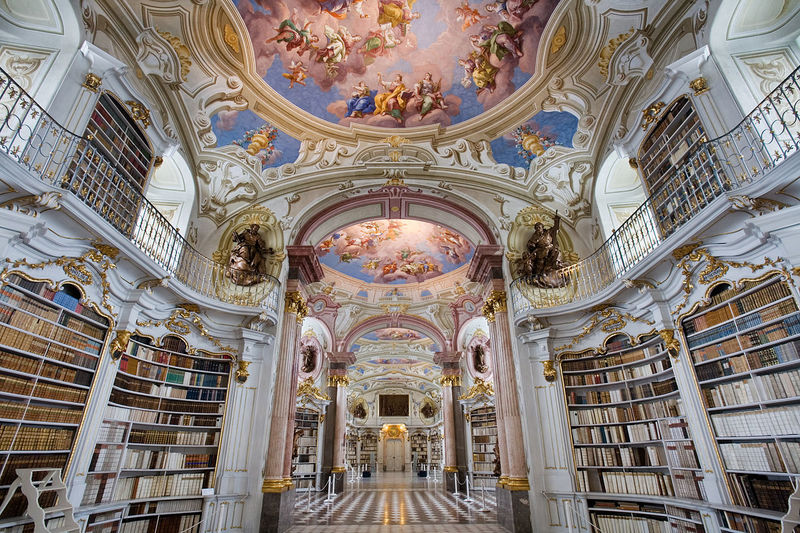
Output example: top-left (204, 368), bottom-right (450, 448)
top-left (0, 69), bottom-right (280, 312)
top-left (511, 64), bottom-right (800, 315)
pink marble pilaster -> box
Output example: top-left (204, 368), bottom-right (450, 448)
top-left (434, 351), bottom-right (461, 472)
top-left (328, 352), bottom-right (355, 473)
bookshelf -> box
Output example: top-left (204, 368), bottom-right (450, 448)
top-left (360, 432), bottom-right (377, 472)
top-left (681, 274), bottom-right (800, 521)
top-left (0, 273), bottom-right (109, 523)
top-left (470, 406), bottom-right (497, 476)
top-left (562, 333), bottom-right (705, 500)
top-left (638, 96), bottom-right (717, 237)
top-left (410, 431), bottom-right (427, 470)
top-left (429, 432), bottom-right (442, 470)
top-left (66, 93), bottom-right (153, 237)
top-left (82, 334), bottom-right (230, 533)
top-left (346, 433), bottom-right (358, 469)
top-left (292, 408), bottom-right (319, 486)
top-left (588, 498), bottom-right (706, 533)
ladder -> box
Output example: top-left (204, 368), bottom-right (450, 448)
top-left (0, 468), bottom-right (79, 533)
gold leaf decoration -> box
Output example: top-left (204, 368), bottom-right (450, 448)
top-left (223, 23), bottom-right (241, 54)
top-left (136, 308), bottom-right (237, 353)
top-left (555, 307), bottom-right (655, 352)
top-left (550, 26), bottom-right (566, 55)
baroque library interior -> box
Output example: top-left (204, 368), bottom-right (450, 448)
top-left (1, 1), bottom-right (800, 532)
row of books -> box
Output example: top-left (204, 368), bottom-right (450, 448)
top-left (123, 450), bottom-right (215, 470)
top-left (720, 441), bottom-right (795, 473)
top-left (0, 286), bottom-right (59, 323)
top-left (3, 374), bottom-right (87, 404)
top-left (4, 275), bottom-right (107, 324)
top-left (599, 471), bottom-right (675, 496)
top-left (711, 404), bottom-right (800, 436)
top-left (112, 472), bottom-right (207, 501)
top-left (90, 446), bottom-right (123, 472)
top-left (666, 442), bottom-right (700, 469)
top-left (576, 444), bottom-right (667, 467)
top-left (2, 350), bottom-right (93, 386)
top-left (115, 375), bottom-right (227, 401)
top-left (109, 389), bottom-right (225, 414)
top-left (672, 470), bottom-right (706, 500)
top-left (105, 405), bottom-right (221, 427)
top-left (98, 420), bottom-right (128, 443)
top-left (0, 424), bottom-right (73, 450)
top-left (760, 367), bottom-right (800, 400)
top-left (472, 443), bottom-right (495, 453)
top-left (684, 284), bottom-right (795, 336)
top-left (569, 397), bottom-right (682, 425)
top-left (564, 358), bottom-right (673, 387)
top-left (126, 342), bottom-right (229, 373)
top-left (128, 429), bottom-right (219, 446)
top-left (2, 309), bottom-right (103, 354)
top-left (472, 426), bottom-right (497, 436)
top-left (127, 498), bottom-right (203, 515)
top-left (0, 400), bottom-right (82, 424)
top-left (561, 344), bottom-right (663, 372)
top-left (568, 379), bottom-right (677, 405)
top-left (0, 326), bottom-right (98, 369)
top-left (694, 339), bottom-right (800, 381)
top-left (81, 473), bottom-right (117, 505)
top-left (120, 515), bottom-right (200, 533)
top-left (119, 356), bottom-right (227, 387)
top-left (572, 421), bottom-right (661, 445)
top-left (718, 510), bottom-right (781, 532)
top-left (0, 452), bottom-right (68, 485)
top-left (703, 378), bottom-right (757, 408)
top-left (690, 313), bottom-right (800, 356)
top-left (728, 474), bottom-right (793, 512)
top-left (591, 514), bottom-right (669, 533)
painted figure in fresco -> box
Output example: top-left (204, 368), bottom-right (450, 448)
top-left (226, 224), bottom-right (272, 286)
top-left (471, 22), bottom-right (523, 67)
top-left (266, 14), bottom-right (319, 58)
top-left (377, 0), bottom-right (420, 36)
top-left (282, 60), bottom-right (308, 88)
top-left (413, 73), bottom-right (447, 117)
top-left (458, 51), bottom-right (498, 93)
top-left (485, 0), bottom-right (539, 23)
top-left (317, 25), bottom-right (362, 76)
top-left (316, 0), bottom-right (368, 19)
top-left (375, 73), bottom-right (411, 122)
top-left (346, 81), bottom-right (376, 118)
top-left (472, 344), bottom-right (488, 373)
top-left (360, 23), bottom-right (400, 64)
top-left (301, 345), bottom-right (317, 373)
top-left (518, 214), bottom-right (567, 287)
top-left (456, 1), bottom-right (484, 31)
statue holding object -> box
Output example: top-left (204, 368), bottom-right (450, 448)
top-left (225, 223), bottom-right (274, 286)
top-left (517, 213), bottom-right (567, 288)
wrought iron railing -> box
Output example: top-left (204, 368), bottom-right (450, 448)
top-left (511, 64), bottom-right (800, 315)
top-left (0, 69), bottom-right (280, 312)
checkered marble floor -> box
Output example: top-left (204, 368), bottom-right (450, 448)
top-left (287, 472), bottom-right (504, 532)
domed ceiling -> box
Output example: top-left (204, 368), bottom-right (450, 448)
top-left (315, 219), bottom-right (474, 284)
top-left (232, 0), bottom-right (561, 129)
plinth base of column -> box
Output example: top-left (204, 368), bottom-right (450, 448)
top-left (322, 470), bottom-right (345, 493)
top-left (259, 486), bottom-right (295, 533)
top-left (442, 466), bottom-right (462, 492)
top-left (496, 484), bottom-right (532, 533)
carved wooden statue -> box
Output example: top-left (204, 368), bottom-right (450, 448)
top-left (290, 427), bottom-right (304, 474)
top-left (300, 345), bottom-right (317, 373)
top-left (517, 213), bottom-right (567, 287)
top-left (492, 442), bottom-right (501, 477)
top-left (420, 400), bottom-right (436, 419)
top-left (472, 344), bottom-right (488, 373)
top-left (352, 401), bottom-right (367, 419)
top-left (225, 223), bottom-right (273, 286)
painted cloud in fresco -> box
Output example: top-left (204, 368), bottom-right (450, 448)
top-left (363, 328), bottom-right (423, 341)
top-left (315, 219), bottom-right (473, 283)
top-left (490, 109), bottom-right (578, 167)
top-left (233, 0), bottom-right (561, 128)
top-left (210, 109), bottom-right (301, 169)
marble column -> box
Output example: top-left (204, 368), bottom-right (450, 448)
top-left (326, 351), bottom-right (354, 493)
top-left (435, 351), bottom-right (465, 492)
top-left (260, 289), bottom-right (307, 533)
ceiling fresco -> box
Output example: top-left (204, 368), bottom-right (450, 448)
top-left (232, 0), bottom-right (561, 129)
top-left (315, 219), bottom-right (474, 284)
top-left (362, 328), bottom-right (423, 341)
top-left (490, 109), bottom-right (578, 167)
top-left (210, 109), bottom-right (301, 169)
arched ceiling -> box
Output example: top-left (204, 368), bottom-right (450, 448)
top-left (232, 0), bottom-right (561, 130)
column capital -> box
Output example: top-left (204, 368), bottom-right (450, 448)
top-left (440, 374), bottom-right (462, 387)
top-left (467, 244), bottom-right (505, 283)
top-left (284, 291), bottom-right (308, 322)
top-left (327, 374), bottom-right (350, 387)
top-left (286, 245), bottom-right (324, 284)
top-left (481, 290), bottom-right (507, 323)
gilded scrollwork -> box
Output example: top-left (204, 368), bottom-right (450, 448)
top-left (110, 330), bottom-right (131, 360)
top-left (458, 377), bottom-right (494, 400)
top-left (235, 360), bottom-right (250, 383)
top-left (481, 290), bottom-right (507, 323)
top-left (440, 374), bottom-right (462, 387)
top-left (658, 329), bottom-right (681, 360)
top-left (136, 308), bottom-right (237, 354)
top-left (285, 291), bottom-right (309, 322)
top-left (555, 307), bottom-right (655, 352)
top-left (297, 377), bottom-right (330, 401)
top-left (542, 360), bottom-right (557, 382)
top-left (327, 375), bottom-right (350, 387)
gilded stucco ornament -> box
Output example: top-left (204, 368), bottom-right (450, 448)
top-left (235, 360), bottom-right (250, 383)
top-left (542, 360), bottom-right (557, 382)
top-left (223, 24), bottom-right (241, 54)
top-left (125, 100), bottom-right (151, 128)
top-left (555, 307), bottom-right (655, 352)
top-left (550, 26), bottom-right (566, 55)
top-left (157, 31), bottom-right (191, 82)
top-left (658, 330), bottom-right (681, 360)
top-left (598, 28), bottom-right (634, 80)
top-left (110, 330), bottom-right (131, 360)
top-left (440, 374), bottom-right (462, 387)
top-left (641, 101), bottom-right (666, 130)
top-left (482, 290), bottom-right (507, 323)
top-left (327, 375), bottom-right (350, 387)
top-left (0, 191), bottom-right (61, 217)
top-left (285, 291), bottom-right (308, 322)
top-left (458, 377), bottom-right (494, 400)
top-left (297, 377), bottom-right (330, 401)
top-left (689, 77), bottom-right (709, 95)
top-left (136, 308), bottom-right (237, 354)
top-left (728, 195), bottom-right (788, 216)
top-left (82, 73), bottom-right (102, 92)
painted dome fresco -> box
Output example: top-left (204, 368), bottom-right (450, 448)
top-left (315, 219), bottom-right (474, 284)
top-left (232, 0), bottom-right (561, 129)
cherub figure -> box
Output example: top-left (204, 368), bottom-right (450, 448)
top-left (282, 60), bottom-right (308, 88)
top-left (266, 11), bottom-right (319, 58)
top-left (455, 1), bottom-right (483, 31)
top-left (471, 22), bottom-right (523, 67)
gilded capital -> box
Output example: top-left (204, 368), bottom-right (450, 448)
top-left (327, 375), bottom-right (350, 387)
top-left (482, 290), bottom-right (507, 323)
top-left (285, 291), bottom-right (309, 322)
top-left (82, 73), bottom-right (102, 92)
top-left (689, 76), bottom-right (709, 96)
top-left (440, 374), bottom-right (462, 387)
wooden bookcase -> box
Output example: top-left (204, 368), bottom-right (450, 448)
top-left (429, 433), bottom-right (442, 470)
top-left (346, 433), bottom-right (358, 468)
top-left (292, 408), bottom-right (319, 484)
top-left (681, 274), bottom-right (800, 522)
top-left (638, 96), bottom-right (716, 237)
top-left (0, 273), bottom-right (109, 523)
top-left (588, 498), bottom-right (705, 532)
top-left (66, 93), bottom-right (153, 238)
top-left (470, 406), bottom-right (497, 475)
top-left (562, 333), bottom-right (705, 500)
top-left (82, 334), bottom-right (231, 533)
top-left (410, 432), bottom-right (427, 470)
top-left (360, 432), bottom-right (377, 472)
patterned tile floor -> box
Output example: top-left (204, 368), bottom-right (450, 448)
top-left (286, 472), bottom-right (505, 532)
